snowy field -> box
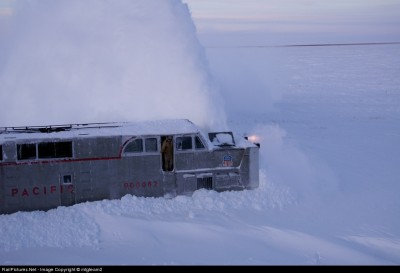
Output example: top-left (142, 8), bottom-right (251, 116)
top-left (1, 0), bottom-right (400, 265)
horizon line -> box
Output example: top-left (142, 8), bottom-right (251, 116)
top-left (206, 41), bottom-right (400, 49)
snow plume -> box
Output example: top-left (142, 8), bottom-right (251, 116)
top-left (0, 0), bottom-right (227, 131)
top-left (250, 124), bottom-right (338, 203)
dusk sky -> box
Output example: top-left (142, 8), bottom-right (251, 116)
top-left (1, 0), bottom-right (400, 45)
top-left (182, 0), bottom-right (400, 45)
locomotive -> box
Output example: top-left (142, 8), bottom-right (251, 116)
top-left (0, 119), bottom-right (259, 214)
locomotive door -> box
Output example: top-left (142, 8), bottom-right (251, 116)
top-left (161, 136), bottom-right (176, 197)
top-left (60, 174), bottom-right (76, 206)
top-left (161, 136), bottom-right (174, 172)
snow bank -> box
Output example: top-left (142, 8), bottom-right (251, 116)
top-left (0, 169), bottom-right (294, 252)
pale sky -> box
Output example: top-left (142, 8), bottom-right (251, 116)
top-left (182, 0), bottom-right (400, 44)
top-left (1, 0), bottom-right (400, 44)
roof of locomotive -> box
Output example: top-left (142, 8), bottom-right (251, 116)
top-left (0, 119), bottom-right (258, 149)
top-left (0, 119), bottom-right (203, 141)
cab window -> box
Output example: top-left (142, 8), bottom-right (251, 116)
top-left (195, 136), bottom-right (205, 149)
top-left (124, 138), bottom-right (143, 153)
top-left (176, 136), bottom-right (192, 151)
top-left (145, 138), bottom-right (158, 152)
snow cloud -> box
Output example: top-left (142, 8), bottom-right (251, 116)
top-left (250, 124), bottom-right (338, 201)
top-left (0, 0), bottom-right (227, 131)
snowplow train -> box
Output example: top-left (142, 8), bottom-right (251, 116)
top-left (0, 119), bottom-right (259, 214)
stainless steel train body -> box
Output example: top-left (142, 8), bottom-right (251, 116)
top-left (0, 119), bottom-right (259, 214)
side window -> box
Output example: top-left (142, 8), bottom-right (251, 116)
top-left (145, 138), bottom-right (158, 152)
top-left (124, 138), bottom-right (143, 153)
top-left (38, 141), bottom-right (73, 159)
top-left (61, 174), bottom-right (73, 184)
top-left (176, 136), bottom-right (192, 151)
top-left (195, 136), bottom-right (205, 149)
top-left (17, 143), bottom-right (37, 160)
top-left (0, 145), bottom-right (2, 161)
